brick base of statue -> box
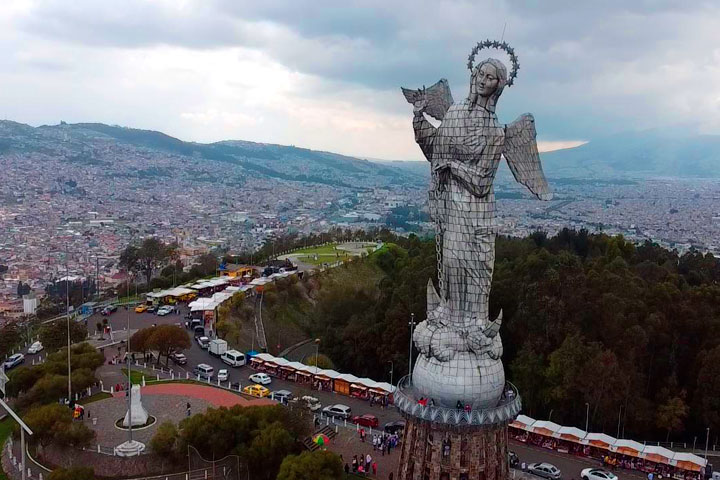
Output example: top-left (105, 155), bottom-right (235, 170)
top-left (396, 416), bottom-right (509, 480)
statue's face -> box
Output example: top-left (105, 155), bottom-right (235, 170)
top-left (475, 63), bottom-right (499, 98)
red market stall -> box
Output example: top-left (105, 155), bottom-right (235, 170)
top-left (642, 446), bottom-right (675, 465)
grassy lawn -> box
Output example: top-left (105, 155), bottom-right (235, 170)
top-left (120, 368), bottom-right (149, 385)
top-left (83, 392), bottom-right (112, 404)
top-left (293, 244), bottom-right (339, 256)
top-left (296, 254), bottom-right (348, 266)
top-left (0, 417), bottom-right (13, 480)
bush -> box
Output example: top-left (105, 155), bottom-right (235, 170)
top-left (48, 466), bottom-right (95, 480)
top-left (150, 421), bottom-right (178, 458)
top-left (277, 450), bottom-right (343, 480)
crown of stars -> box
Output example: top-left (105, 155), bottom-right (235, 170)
top-left (467, 39), bottom-right (520, 87)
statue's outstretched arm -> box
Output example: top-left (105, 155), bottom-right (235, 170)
top-left (413, 111), bottom-right (437, 160)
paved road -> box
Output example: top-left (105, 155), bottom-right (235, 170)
top-left (83, 306), bottom-right (401, 425)
top-left (509, 442), bottom-right (645, 480)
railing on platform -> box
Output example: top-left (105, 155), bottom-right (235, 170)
top-left (393, 375), bottom-right (522, 426)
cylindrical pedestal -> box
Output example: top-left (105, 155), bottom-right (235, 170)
top-left (397, 417), bottom-right (510, 480)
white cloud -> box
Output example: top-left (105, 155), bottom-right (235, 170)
top-left (1, 0), bottom-right (719, 161)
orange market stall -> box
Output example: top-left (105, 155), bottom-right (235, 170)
top-left (671, 452), bottom-right (707, 480)
top-left (611, 439), bottom-right (644, 458)
top-left (583, 433), bottom-right (617, 460)
top-left (529, 421), bottom-right (562, 450)
top-left (553, 426), bottom-right (587, 454)
top-left (333, 374), bottom-right (358, 396)
top-left (509, 414), bottom-right (535, 442)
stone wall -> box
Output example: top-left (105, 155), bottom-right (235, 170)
top-left (397, 416), bottom-right (509, 480)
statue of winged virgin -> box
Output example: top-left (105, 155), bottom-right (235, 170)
top-left (402, 42), bottom-right (552, 408)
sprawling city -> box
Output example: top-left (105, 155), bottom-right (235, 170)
top-left (0, 2), bottom-right (719, 480)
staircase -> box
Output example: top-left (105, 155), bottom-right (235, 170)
top-left (302, 425), bottom-right (338, 451)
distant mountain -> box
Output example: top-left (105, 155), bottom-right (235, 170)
top-left (541, 129), bottom-right (720, 178)
top-left (0, 120), bottom-right (424, 189)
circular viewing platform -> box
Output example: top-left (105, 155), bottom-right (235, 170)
top-left (394, 375), bottom-right (522, 426)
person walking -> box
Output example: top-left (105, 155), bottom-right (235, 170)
top-left (372, 461), bottom-right (377, 475)
top-left (186, 402), bottom-right (191, 417)
top-left (366, 453), bottom-right (372, 472)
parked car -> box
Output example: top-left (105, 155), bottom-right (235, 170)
top-left (243, 384), bottom-right (270, 398)
top-left (273, 390), bottom-right (293, 403)
top-left (581, 469), bottom-right (617, 480)
top-left (27, 341), bottom-right (44, 354)
top-left (352, 414), bottom-right (379, 428)
top-left (249, 372), bottom-right (271, 385)
top-left (222, 350), bottom-right (246, 367)
top-left (528, 463), bottom-right (561, 480)
top-left (134, 304), bottom-right (148, 313)
top-left (157, 306), bottom-right (173, 316)
top-left (170, 352), bottom-right (187, 365)
top-left (509, 451), bottom-right (519, 468)
top-left (186, 318), bottom-right (202, 330)
top-left (301, 395), bottom-right (322, 412)
top-left (322, 404), bottom-right (352, 420)
top-left (192, 363), bottom-right (214, 380)
top-left (217, 369), bottom-right (229, 382)
top-left (4, 353), bottom-right (25, 370)
top-left (196, 336), bottom-right (210, 349)
top-left (146, 305), bottom-right (158, 314)
top-left (193, 326), bottom-right (205, 338)
top-left (101, 305), bottom-right (118, 316)
top-left (383, 420), bottom-right (406, 435)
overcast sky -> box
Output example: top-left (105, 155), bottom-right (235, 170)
top-left (2, 0), bottom-right (719, 160)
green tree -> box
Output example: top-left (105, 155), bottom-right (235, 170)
top-left (656, 396), bottom-right (688, 441)
top-left (48, 466), bottom-right (95, 480)
top-left (22, 404), bottom-right (71, 449)
top-left (55, 422), bottom-right (95, 449)
top-left (120, 237), bottom-right (176, 286)
top-left (150, 421), bottom-right (179, 459)
top-left (147, 325), bottom-right (190, 365)
top-left (306, 354), bottom-right (334, 370)
top-left (39, 320), bottom-right (87, 352)
top-left (245, 422), bottom-right (296, 480)
top-left (277, 450), bottom-right (343, 480)
top-left (695, 346), bottom-right (720, 434)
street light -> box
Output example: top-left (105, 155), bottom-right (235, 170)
top-left (585, 402), bottom-right (590, 433)
top-left (314, 338), bottom-right (321, 373)
top-left (617, 405), bottom-right (623, 438)
top-left (705, 427), bottom-right (710, 460)
top-left (548, 409), bottom-right (553, 422)
top-left (387, 360), bottom-right (394, 388)
top-left (408, 313), bottom-right (416, 382)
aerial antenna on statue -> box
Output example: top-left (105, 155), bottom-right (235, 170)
top-left (500, 21), bottom-right (507, 42)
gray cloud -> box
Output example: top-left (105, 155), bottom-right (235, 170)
top-left (6, 0), bottom-right (720, 154)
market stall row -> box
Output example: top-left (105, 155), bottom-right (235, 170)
top-left (249, 353), bottom-right (396, 404)
top-left (510, 415), bottom-right (707, 480)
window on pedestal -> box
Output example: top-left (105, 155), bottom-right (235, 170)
top-left (459, 474), bottom-right (469, 480)
top-left (440, 473), bottom-right (450, 480)
top-left (460, 436), bottom-right (468, 466)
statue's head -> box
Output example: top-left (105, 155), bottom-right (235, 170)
top-left (469, 58), bottom-right (507, 112)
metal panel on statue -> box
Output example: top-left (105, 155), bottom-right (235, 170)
top-left (397, 40), bottom-right (552, 480)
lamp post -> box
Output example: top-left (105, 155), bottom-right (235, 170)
top-left (127, 298), bottom-right (133, 444)
top-left (65, 244), bottom-right (72, 405)
top-left (314, 338), bottom-right (321, 373)
top-left (585, 402), bottom-right (590, 433)
top-left (705, 427), bottom-right (710, 460)
top-left (617, 405), bottom-right (623, 438)
top-left (548, 409), bottom-right (554, 422)
top-left (408, 313), bottom-right (416, 381)
top-left (387, 360), bottom-right (394, 388)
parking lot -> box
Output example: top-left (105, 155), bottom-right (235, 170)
top-left (85, 305), bottom-right (402, 427)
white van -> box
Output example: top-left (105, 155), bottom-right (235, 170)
top-left (193, 363), bottom-right (214, 380)
top-left (222, 350), bottom-right (246, 367)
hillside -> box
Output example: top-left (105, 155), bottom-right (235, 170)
top-left (541, 128), bottom-right (720, 178)
top-left (220, 229), bottom-right (720, 443)
top-left (0, 120), bottom-right (424, 189)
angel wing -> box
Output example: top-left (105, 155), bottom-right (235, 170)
top-left (504, 113), bottom-right (553, 201)
top-left (401, 78), bottom-right (454, 121)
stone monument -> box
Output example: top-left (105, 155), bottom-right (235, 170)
top-left (395, 40), bottom-right (552, 480)
top-left (123, 384), bottom-right (149, 427)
